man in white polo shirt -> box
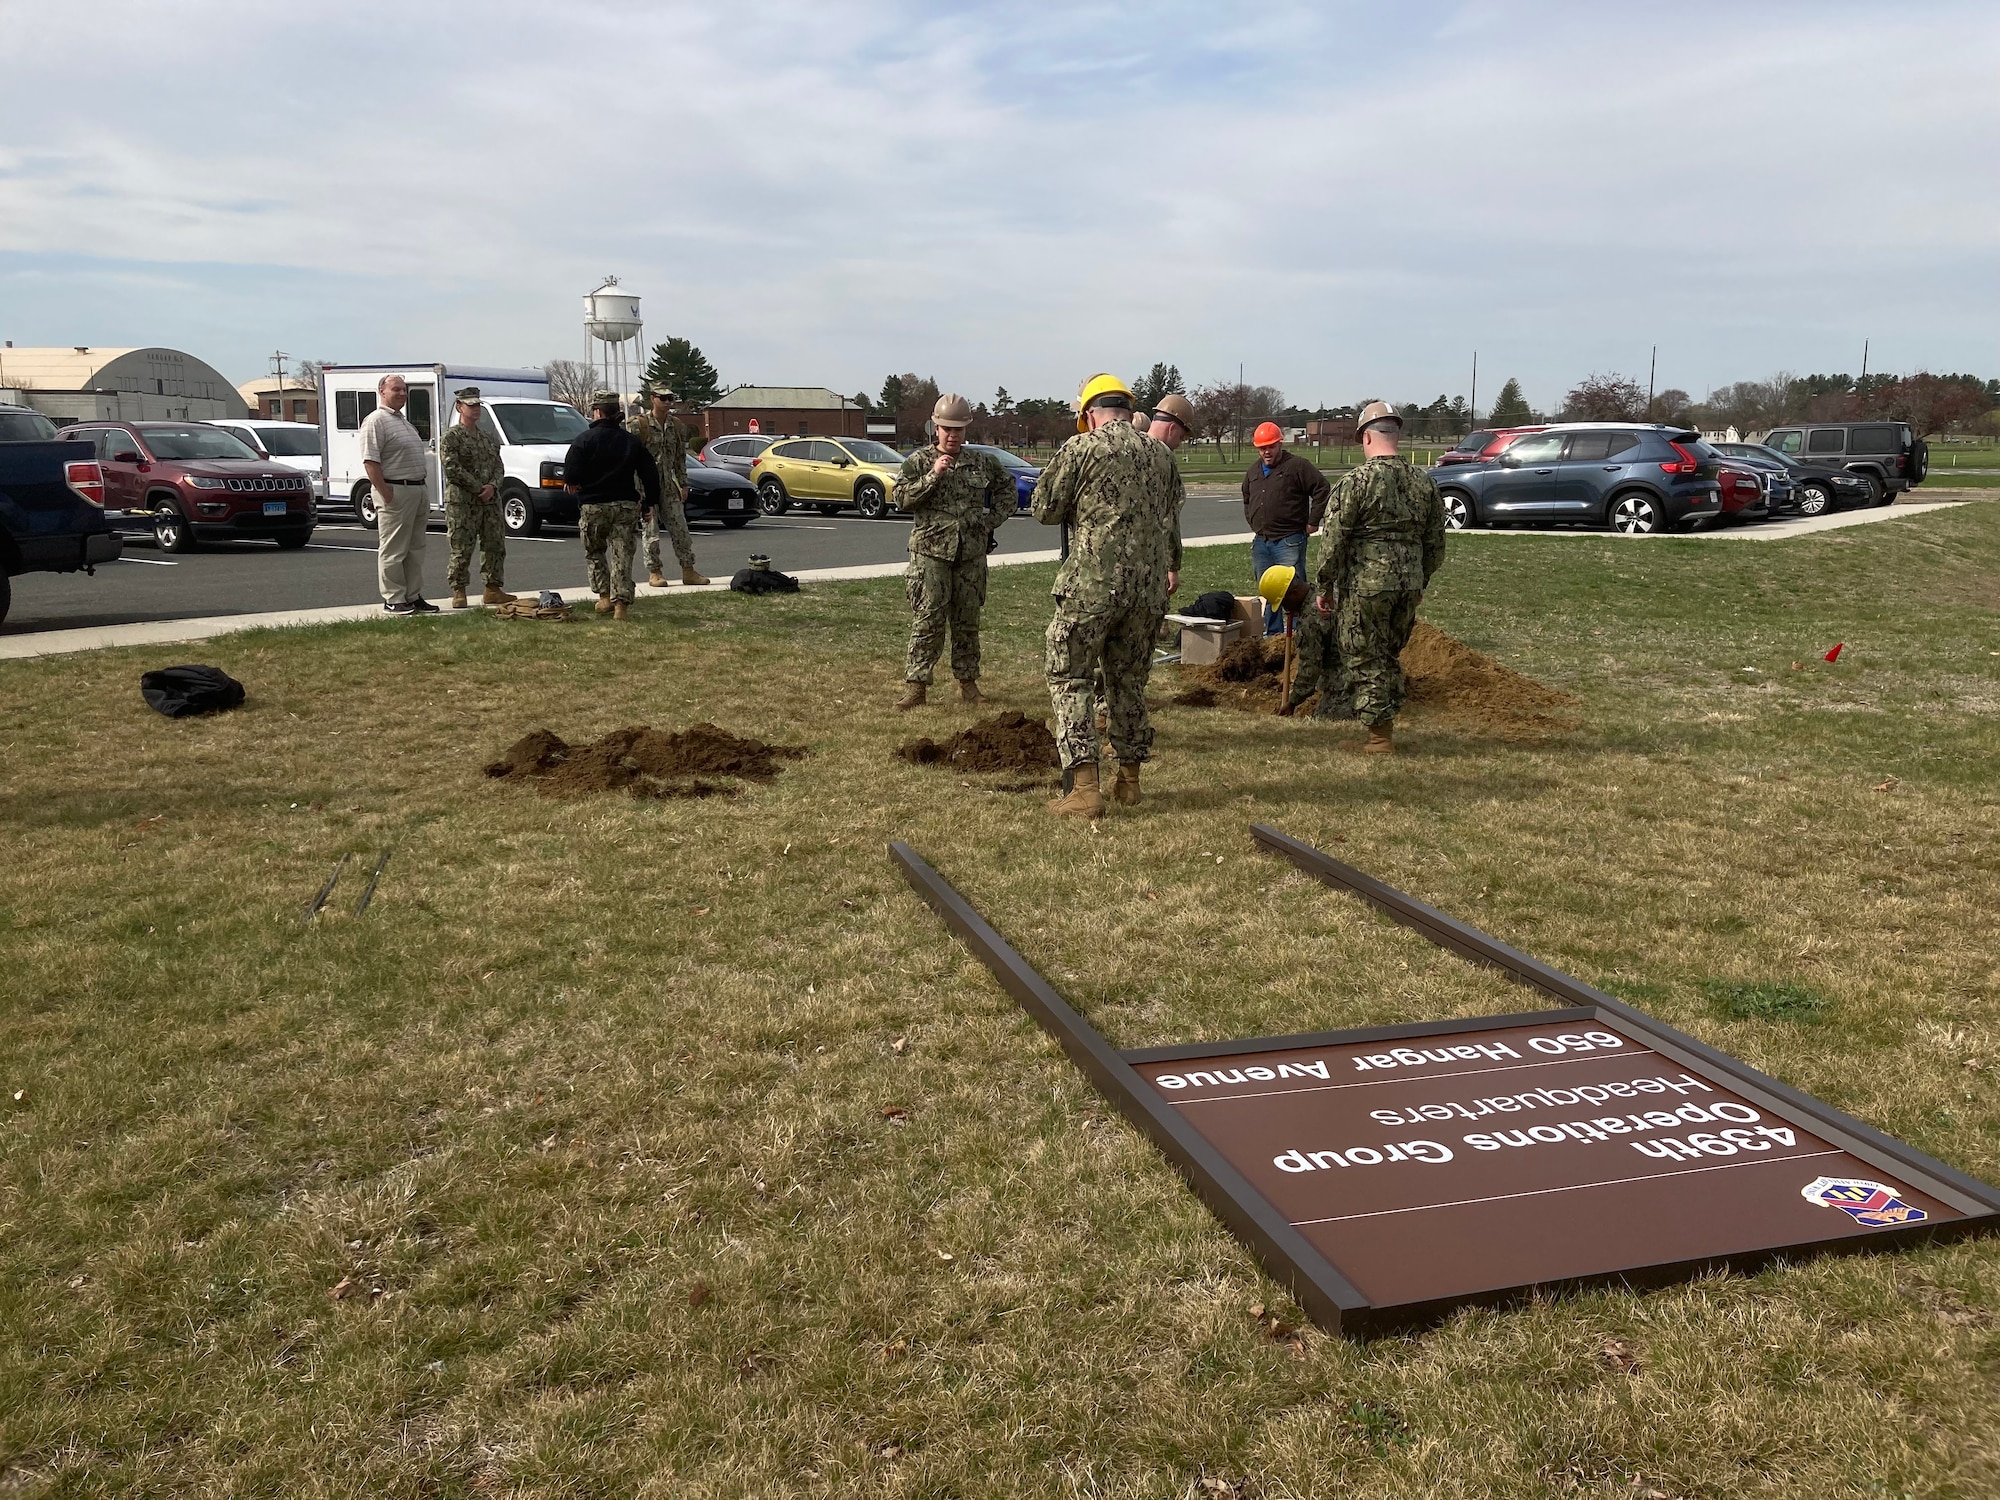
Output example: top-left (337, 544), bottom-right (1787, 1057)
top-left (360, 373), bottom-right (437, 614)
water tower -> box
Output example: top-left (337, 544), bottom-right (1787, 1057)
top-left (583, 276), bottom-right (644, 405)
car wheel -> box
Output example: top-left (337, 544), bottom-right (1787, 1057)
top-left (855, 480), bottom-right (888, 519)
top-left (275, 529), bottom-right (312, 549)
top-left (0, 569), bottom-right (11, 628)
top-left (817, 503), bottom-right (842, 517)
top-left (502, 486), bottom-right (541, 536)
top-left (722, 514), bottom-right (753, 529)
top-left (1440, 489), bottom-right (1478, 530)
top-left (355, 483), bottom-right (379, 530)
top-left (758, 477), bottom-right (789, 515)
top-left (1795, 481), bottom-right (1834, 518)
top-left (1863, 473), bottom-right (1891, 507)
top-left (1908, 438), bottom-right (1929, 485)
top-left (154, 499), bottom-right (196, 553)
top-left (1607, 491), bottom-right (1662, 535)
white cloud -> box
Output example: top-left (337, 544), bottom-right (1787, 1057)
top-left (2, 0), bottom-right (1993, 409)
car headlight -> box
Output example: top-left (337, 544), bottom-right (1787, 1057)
top-left (187, 476), bottom-right (229, 489)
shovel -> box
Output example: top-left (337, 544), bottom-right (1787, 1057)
top-left (1276, 613), bottom-right (1295, 713)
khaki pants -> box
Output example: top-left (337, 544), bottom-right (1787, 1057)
top-left (376, 480), bottom-right (430, 605)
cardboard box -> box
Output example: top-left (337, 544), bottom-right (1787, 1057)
top-left (1175, 617), bottom-right (1244, 666)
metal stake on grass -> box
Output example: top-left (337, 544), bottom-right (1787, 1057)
top-left (353, 848), bottom-right (392, 916)
top-left (303, 853), bottom-right (349, 922)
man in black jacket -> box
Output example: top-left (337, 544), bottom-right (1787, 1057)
top-left (1241, 421), bottom-right (1331, 635)
top-left (563, 389), bottom-right (661, 620)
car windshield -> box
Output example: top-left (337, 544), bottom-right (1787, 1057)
top-left (971, 445), bottom-right (1034, 471)
top-left (0, 410), bottom-right (58, 441)
top-left (140, 425), bottom-right (261, 460)
top-left (1455, 431), bottom-right (1495, 452)
top-left (493, 402), bottom-right (589, 444)
top-left (254, 426), bottom-right (321, 456)
top-left (840, 440), bottom-right (905, 465)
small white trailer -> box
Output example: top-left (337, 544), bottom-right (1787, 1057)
top-left (318, 363), bottom-right (590, 532)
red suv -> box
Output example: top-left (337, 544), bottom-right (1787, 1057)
top-left (60, 421), bottom-right (316, 552)
top-left (1435, 426), bottom-right (1549, 467)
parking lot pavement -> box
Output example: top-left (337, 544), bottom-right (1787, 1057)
top-left (2, 495), bottom-right (1261, 638)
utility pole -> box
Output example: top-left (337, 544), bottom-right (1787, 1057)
top-left (1647, 346), bottom-right (1656, 411)
top-left (269, 349), bottom-right (289, 418)
top-left (1860, 338), bottom-right (1869, 383)
top-left (1469, 351), bottom-right (1478, 427)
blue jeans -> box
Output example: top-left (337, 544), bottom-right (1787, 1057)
top-left (1251, 532), bottom-right (1308, 635)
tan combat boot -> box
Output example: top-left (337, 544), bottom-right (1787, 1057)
top-left (1364, 722), bottom-right (1395, 754)
top-left (596, 594), bottom-right (613, 615)
top-left (1048, 762), bottom-right (1105, 819)
top-left (450, 588), bottom-right (468, 610)
top-left (647, 569), bottom-right (668, 588)
top-left (957, 679), bottom-right (986, 706)
top-left (896, 682), bottom-right (927, 711)
top-left (681, 565), bottom-right (710, 586)
top-left (612, 600), bottom-right (630, 622)
top-left (483, 585), bottom-right (517, 605)
top-left (1112, 762), bottom-right (1141, 806)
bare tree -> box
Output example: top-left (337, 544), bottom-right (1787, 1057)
top-left (545, 359), bottom-right (596, 411)
top-left (1190, 381), bottom-right (1242, 453)
top-left (1561, 372), bottom-right (1647, 422)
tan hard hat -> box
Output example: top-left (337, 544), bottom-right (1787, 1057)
top-left (1152, 393), bottom-right (1196, 434)
top-left (1356, 399), bottom-right (1403, 434)
top-left (932, 392), bottom-right (974, 429)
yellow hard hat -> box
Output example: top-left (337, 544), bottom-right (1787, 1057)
top-left (1257, 565), bottom-right (1297, 611)
top-left (1074, 372), bottom-right (1133, 432)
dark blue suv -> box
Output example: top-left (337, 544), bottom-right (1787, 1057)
top-left (1432, 424), bottom-right (1724, 534)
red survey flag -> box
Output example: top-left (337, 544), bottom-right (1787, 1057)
top-left (1824, 643), bottom-right (1844, 662)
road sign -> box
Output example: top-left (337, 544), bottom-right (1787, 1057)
top-left (889, 837), bottom-right (2000, 1338)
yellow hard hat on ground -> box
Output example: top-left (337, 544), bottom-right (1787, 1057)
top-left (1257, 564), bottom-right (1297, 611)
top-left (1075, 372), bottom-right (1134, 432)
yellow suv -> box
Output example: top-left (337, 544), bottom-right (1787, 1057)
top-left (752, 437), bottom-right (907, 519)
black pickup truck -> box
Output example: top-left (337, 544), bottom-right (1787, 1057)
top-left (0, 403), bottom-right (121, 627)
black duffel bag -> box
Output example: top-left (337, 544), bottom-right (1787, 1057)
top-left (140, 664), bottom-right (246, 718)
top-left (1184, 589), bottom-right (1238, 621)
top-left (729, 565), bottom-right (799, 594)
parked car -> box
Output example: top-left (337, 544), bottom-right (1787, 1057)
top-left (1757, 422), bottom-right (1926, 504)
top-left (520, 458), bottom-right (758, 533)
top-left (205, 419), bottom-right (327, 504)
top-left (1430, 423), bottom-right (1724, 534)
top-left (1434, 426), bottom-right (1549, 467)
top-left (1710, 442), bottom-right (1874, 517)
top-left (753, 437), bottom-right (907, 518)
top-left (1714, 465), bottom-right (1774, 523)
top-left (967, 443), bottom-right (1041, 510)
top-left (697, 433), bottom-right (776, 479)
top-left (0, 404), bottom-right (120, 626)
top-left (58, 420), bottom-right (315, 552)
top-left (1696, 443), bottom-right (1792, 516)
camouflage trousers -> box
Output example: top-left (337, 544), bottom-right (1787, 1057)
top-left (1335, 588), bottom-right (1422, 727)
top-left (643, 499), bottom-right (696, 574)
top-left (444, 496), bottom-right (506, 591)
top-left (581, 500), bottom-right (641, 604)
top-left (1283, 607), bottom-right (1355, 719)
top-left (1046, 598), bottom-right (1163, 769)
top-left (904, 552), bottom-right (988, 684)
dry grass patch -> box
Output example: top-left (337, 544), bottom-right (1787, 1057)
top-left (1, 507), bottom-right (1998, 1496)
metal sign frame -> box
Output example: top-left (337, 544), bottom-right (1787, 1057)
top-left (889, 835), bottom-right (2000, 1339)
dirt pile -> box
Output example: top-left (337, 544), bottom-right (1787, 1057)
top-left (484, 723), bottom-right (808, 799)
top-left (1177, 623), bottom-right (1578, 737)
top-left (897, 711), bottom-right (1060, 774)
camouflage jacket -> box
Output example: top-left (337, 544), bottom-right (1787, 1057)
top-left (1316, 455), bottom-right (1446, 596)
top-left (438, 421), bottom-right (504, 504)
top-left (1032, 417), bottom-right (1184, 608)
top-left (625, 412), bottom-right (688, 496)
top-left (896, 445), bottom-right (1013, 563)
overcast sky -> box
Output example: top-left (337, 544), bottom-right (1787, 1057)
top-left (3, 0), bottom-right (1994, 413)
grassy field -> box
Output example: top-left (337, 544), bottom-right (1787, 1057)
top-left (3, 503), bottom-right (1999, 1496)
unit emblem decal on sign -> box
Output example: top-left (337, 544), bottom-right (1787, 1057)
top-left (1801, 1176), bottom-right (1928, 1226)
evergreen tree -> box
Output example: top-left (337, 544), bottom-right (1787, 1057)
top-left (992, 386), bottom-right (1013, 416)
top-left (641, 338), bottom-right (721, 405)
top-left (878, 374), bottom-right (906, 415)
top-left (1488, 377), bottom-right (1532, 426)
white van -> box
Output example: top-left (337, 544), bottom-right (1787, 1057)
top-left (205, 418), bottom-right (327, 503)
top-left (318, 363), bottom-right (588, 531)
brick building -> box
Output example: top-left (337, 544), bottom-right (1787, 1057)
top-left (699, 386), bottom-right (866, 442)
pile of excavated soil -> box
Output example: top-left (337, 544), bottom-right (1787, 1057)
top-left (484, 723), bottom-right (808, 799)
top-left (1177, 623), bottom-right (1579, 737)
top-left (897, 710), bottom-right (1060, 776)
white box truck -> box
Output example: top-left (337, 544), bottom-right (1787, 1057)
top-left (319, 363), bottom-right (591, 535)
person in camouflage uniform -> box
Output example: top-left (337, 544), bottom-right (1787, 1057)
top-left (1034, 373), bottom-right (1183, 817)
top-left (439, 388), bottom-right (515, 609)
top-left (1312, 400), bottom-right (1447, 751)
top-left (1267, 569), bottom-right (1355, 719)
top-left (627, 383), bottom-right (707, 588)
top-left (895, 393), bottom-right (1014, 709)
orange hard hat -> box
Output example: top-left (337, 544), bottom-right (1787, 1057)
top-left (1253, 422), bottom-right (1283, 447)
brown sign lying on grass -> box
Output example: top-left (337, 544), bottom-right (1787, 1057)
top-left (890, 836), bottom-right (2000, 1339)
top-left (484, 723), bottom-right (807, 799)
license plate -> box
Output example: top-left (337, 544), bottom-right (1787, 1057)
top-left (263, 501), bottom-right (287, 516)
top-left (728, 496), bottom-right (744, 510)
